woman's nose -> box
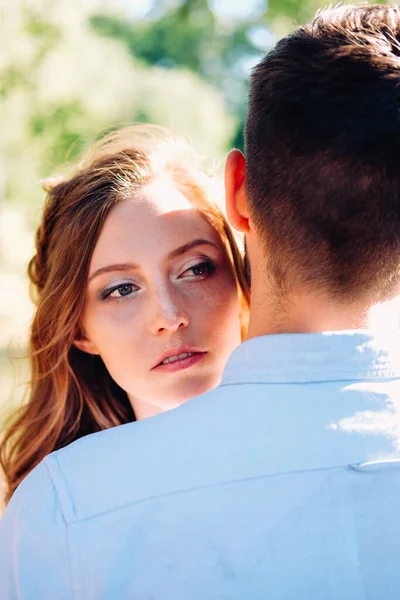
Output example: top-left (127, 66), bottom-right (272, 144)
top-left (149, 288), bottom-right (189, 335)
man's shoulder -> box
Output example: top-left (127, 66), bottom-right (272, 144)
top-left (35, 365), bottom-right (396, 525)
top-left (0, 460), bottom-right (72, 599)
top-left (44, 383), bottom-right (241, 522)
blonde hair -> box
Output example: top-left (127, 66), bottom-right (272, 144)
top-left (0, 125), bottom-right (249, 505)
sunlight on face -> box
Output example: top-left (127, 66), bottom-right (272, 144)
top-left (78, 178), bottom-right (241, 418)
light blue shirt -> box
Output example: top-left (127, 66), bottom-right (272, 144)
top-left (2, 331), bottom-right (400, 599)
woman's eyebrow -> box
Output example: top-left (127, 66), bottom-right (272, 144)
top-left (88, 263), bottom-right (139, 284)
top-left (88, 239), bottom-right (219, 283)
top-left (168, 238), bottom-right (219, 260)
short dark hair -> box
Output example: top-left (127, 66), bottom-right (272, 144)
top-left (245, 4), bottom-right (400, 300)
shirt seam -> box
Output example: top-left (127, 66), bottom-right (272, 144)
top-left (44, 455), bottom-right (74, 523)
top-left (69, 463), bottom-right (351, 525)
top-left (42, 461), bottom-right (77, 599)
top-left (42, 460), bottom-right (68, 524)
top-left (43, 457), bottom-right (80, 600)
top-left (220, 373), bottom-right (400, 386)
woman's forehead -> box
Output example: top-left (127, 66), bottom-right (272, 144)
top-left (90, 188), bottom-right (222, 271)
top-left (107, 199), bottom-right (213, 237)
top-left (140, 177), bottom-right (194, 213)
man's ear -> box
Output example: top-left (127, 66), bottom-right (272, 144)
top-left (73, 329), bottom-right (99, 355)
top-left (225, 149), bottom-right (250, 233)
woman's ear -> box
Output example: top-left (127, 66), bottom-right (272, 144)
top-left (73, 329), bottom-right (100, 355)
top-left (225, 149), bottom-right (250, 233)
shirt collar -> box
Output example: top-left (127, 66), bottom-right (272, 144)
top-left (221, 330), bottom-right (400, 385)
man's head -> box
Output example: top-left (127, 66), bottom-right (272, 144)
top-left (226, 4), bottom-right (400, 309)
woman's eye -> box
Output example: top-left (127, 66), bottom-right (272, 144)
top-left (104, 283), bottom-right (138, 300)
top-left (191, 264), bottom-right (208, 276)
top-left (181, 261), bottom-right (216, 279)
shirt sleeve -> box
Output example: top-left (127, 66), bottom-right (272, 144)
top-left (0, 461), bottom-right (73, 599)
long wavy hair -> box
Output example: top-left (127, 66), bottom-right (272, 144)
top-left (0, 125), bottom-right (249, 505)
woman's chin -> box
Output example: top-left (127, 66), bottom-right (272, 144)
top-left (128, 372), bottom-right (222, 419)
top-left (167, 374), bottom-right (221, 407)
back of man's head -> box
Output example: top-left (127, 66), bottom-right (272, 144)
top-left (245, 4), bottom-right (400, 301)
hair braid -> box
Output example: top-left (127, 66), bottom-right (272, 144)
top-left (27, 178), bottom-right (65, 302)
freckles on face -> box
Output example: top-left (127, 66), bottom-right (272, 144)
top-left (80, 178), bottom-right (241, 408)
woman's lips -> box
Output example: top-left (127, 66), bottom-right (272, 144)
top-left (153, 351), bottom-right (207, 373)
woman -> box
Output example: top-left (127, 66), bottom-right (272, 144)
top-left (0, 125), bottom-right (249, 504)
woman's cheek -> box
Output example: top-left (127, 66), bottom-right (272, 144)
top-left (206, 271), bottom-right (238, 306)
top-left (86, 303), bottom-right (142, 359)
top-left (199, 277), bottom-right (239, 330)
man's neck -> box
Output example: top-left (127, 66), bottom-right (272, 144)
top-left (246, 285), bottom-right (400, 339)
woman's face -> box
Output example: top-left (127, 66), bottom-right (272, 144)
top-left (77, 177), bottom-right (241, 418)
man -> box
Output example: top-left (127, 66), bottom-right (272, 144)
top-left (2, 4), bottom-right (400, 598)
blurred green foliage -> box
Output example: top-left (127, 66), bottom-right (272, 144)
top-left (1, 0), bottom-right (384, 222)
top-left (0, 0), bottom-right (237, 222)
